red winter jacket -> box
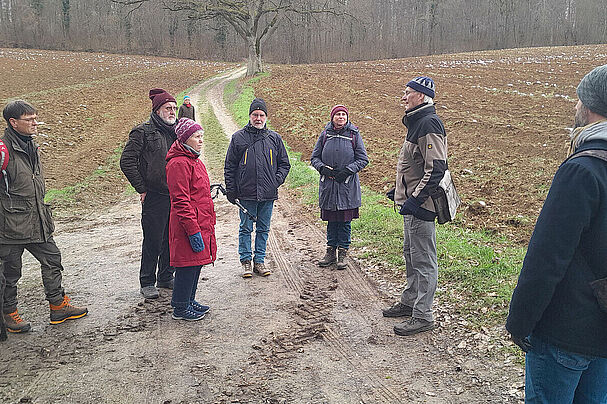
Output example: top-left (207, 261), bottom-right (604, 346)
top-left (166, 141), bottom-right (216, 268)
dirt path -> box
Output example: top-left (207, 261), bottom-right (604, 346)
top-left (0, 70), bottom-right (523, 403)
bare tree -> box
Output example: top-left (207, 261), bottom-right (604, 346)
top-left (113, 0), bottom-right (348, 76)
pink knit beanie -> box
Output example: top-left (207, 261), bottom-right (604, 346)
top-left (175, 118), bottom-right (203, 143)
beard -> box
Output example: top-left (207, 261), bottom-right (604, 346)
top-left (162, 116), bottom-right (176, 125)
top-left (574, 104), bottom-right (589, 129)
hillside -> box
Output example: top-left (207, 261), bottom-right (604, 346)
top-left (252, 44), bottom-right (607, 243)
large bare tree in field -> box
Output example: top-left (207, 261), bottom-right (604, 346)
top-left (113, 0), bottom-right (347, 76)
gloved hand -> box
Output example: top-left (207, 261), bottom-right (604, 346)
top-left (319, 166), bottom-right (335, 177)
top-left (226, 191), bottom-right (237, 205)
top-left (399, 196), bottom-right (421, 216)
top-left (511, 335), bottom-right (532, 353)
top-left (386, 187), bottom-right (395, 201)
top-left (188, 232), bottom-right (205, 253)
top-left (335, 168), bottom-right (354, 183)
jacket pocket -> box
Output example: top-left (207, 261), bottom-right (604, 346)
top-left (1, 198), bottom-right (34, 240)
top-left (43, 203), bottom-right (55, 235)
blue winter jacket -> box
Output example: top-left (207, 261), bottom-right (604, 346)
top-left (506, 127), bottom-right (607, 358)
top-left (310, 121), bottom-right (369, 211)
top-left (224, 123), bottom-right (290, 201)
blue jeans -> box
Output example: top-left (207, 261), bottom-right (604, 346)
top-left (171, 266), bottom-right (201, 311)
top-left (326, 221), bottom-right (351, 249)
top-left (238, 200), bottom-right (274, 263)
top-left (525, 334), bottom-right (607, 403)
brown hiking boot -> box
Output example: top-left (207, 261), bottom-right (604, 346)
top-left (318, 246), bottom-right (337, 267)
top-left (253, 262), bottom-right (271, 277)
top-left (3, 309), bottom-right (31, 333)
top-left (336, 247), bottom-right (348, 270)
top-left (241, 260), bottom-right (253, 278)
top-left (49, 295), bottom-right (88, 325)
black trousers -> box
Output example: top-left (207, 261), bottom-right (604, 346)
top-left (140, 191), bottom-right (173, 287)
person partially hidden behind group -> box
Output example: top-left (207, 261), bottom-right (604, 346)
top-left (166, 118), bottom-right (216, 321)
top-left (310, 104), bottom-right (369, 270)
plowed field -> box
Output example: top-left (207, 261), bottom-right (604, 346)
top-left (0, 48), bottom-right (234, 212)
top-left (252, 44), bottom-right (607, 243)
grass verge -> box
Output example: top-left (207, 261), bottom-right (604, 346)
top-left (226, 73), bottom-right (526, 334)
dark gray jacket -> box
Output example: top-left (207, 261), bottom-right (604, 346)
top-left (120, 115), bottom-right (176, 195)
top-left (310, 122), bottom-right (368, 211)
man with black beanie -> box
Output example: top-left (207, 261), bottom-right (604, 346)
top-left (120, 88), bottom-right (177, 299)
top-left (224, 98), bottom-right (290, 278)
top-left (506, 65), bottom-right (607, 402)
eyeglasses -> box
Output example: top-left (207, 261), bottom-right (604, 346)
top-left (15, 117), bottom-right (38, 123)
top-left (163, 106), bottom-right (178, 112)
top-left (403, 90), bottom-right (418, 96)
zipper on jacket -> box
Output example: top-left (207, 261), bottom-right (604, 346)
top-left (244, 149), bottom-right (248, 165)
top-left (270, 148), bottom-right (273, 166)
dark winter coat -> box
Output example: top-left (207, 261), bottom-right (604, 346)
top-left (166, 141), bottom-right (217, 268)
top-left (395, 103), bottom-right (447, 221)
top-left (310, 121), bottom-right (369, 211)
top-left (120, 114), bottom-right (177, 195)
top-left (224, 123), bottom-right (290, 201)
top-left (0, 127), bottom-right (54, 244)
top-left (178, 104), bottom-right (195, 120)
top-left (506, 132), bottom-right (607, 358)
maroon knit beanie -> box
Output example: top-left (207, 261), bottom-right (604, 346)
top-left (175, 118), bottom-right (203, 143)
top-left (330, 104), bottom-right (348, 121)
top-left (149, 88), bottom-right (176, 112)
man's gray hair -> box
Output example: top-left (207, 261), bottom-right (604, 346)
top-left (424, 95), bottom-right (434, 105)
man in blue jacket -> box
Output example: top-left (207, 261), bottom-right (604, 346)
top-left (506, 65), bottom-right (607, 403)
top-left (224, 98), bottom-right (290, 278)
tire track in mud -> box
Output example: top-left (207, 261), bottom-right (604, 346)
top-left (257, 203), bottom-right (404, 402)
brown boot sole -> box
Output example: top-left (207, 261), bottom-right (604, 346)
top-left (50, 311), bottom-right (88, 325)
top-left (242, 272), bottom-right (253, 278)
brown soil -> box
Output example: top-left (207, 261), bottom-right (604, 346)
top-left (252, 44), bottom-right (607, 244)
top-left (0, 48), bottom-right (235, 214)
top-left (0, 54), bottom-right (525, 403)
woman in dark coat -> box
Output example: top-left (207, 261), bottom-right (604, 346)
top-left (310, 105), bottom-right (369, 269)
top-left (166, 118), bottom-right (216, 321)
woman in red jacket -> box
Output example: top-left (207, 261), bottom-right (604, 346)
top-left (166, 118), bottom-right (217, 321)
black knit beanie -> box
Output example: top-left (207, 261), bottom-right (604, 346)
top-left (249, 98), bottom-right (267, 115)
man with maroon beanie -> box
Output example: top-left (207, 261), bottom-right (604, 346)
top-left (120, 88), bottom-right (177, 299)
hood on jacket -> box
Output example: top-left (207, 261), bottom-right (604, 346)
top-left (166, 139), bottom-right (199, 162)
top-left (571, 120), bottom-right (607, 152)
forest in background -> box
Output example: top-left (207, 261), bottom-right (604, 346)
top-left (1, 0), bottom-right (605, 63)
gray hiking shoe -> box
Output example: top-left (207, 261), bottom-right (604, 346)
top-left (336, 247), bottom-right (348, 270)
top-left (394, 318), bottom-right (436, 336)
top-left (253, 262), bottom-right (271, 277)
top-left (318, 246), bottom-right (337, 267)
top-left (241, 261), bottom-right (253, 278)
top-left (140, 285), bottom-right (160, 299)
top-left (382, 302), bottom-right (413, 318)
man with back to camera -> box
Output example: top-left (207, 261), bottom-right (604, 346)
top-left (0, 100), bottom-right (88, 333)
top-left (120, 89), bottom-right (177, 299)
top-left (506, 65), bottom-right (607, 403)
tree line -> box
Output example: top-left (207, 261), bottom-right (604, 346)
top-left (1, 0), bottom-right (605, 66)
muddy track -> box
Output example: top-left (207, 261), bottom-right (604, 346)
top-left (0, 68), bottom-right (524, 404)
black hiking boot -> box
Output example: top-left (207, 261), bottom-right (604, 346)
top-left (318, 247), bottom-right (337, 267)
top-left (382, 302), bottom-right (413, 318)
top-left (394, 318), bottom-right (436, 336)
top-left (336, 247), bottom-right (348, 270)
